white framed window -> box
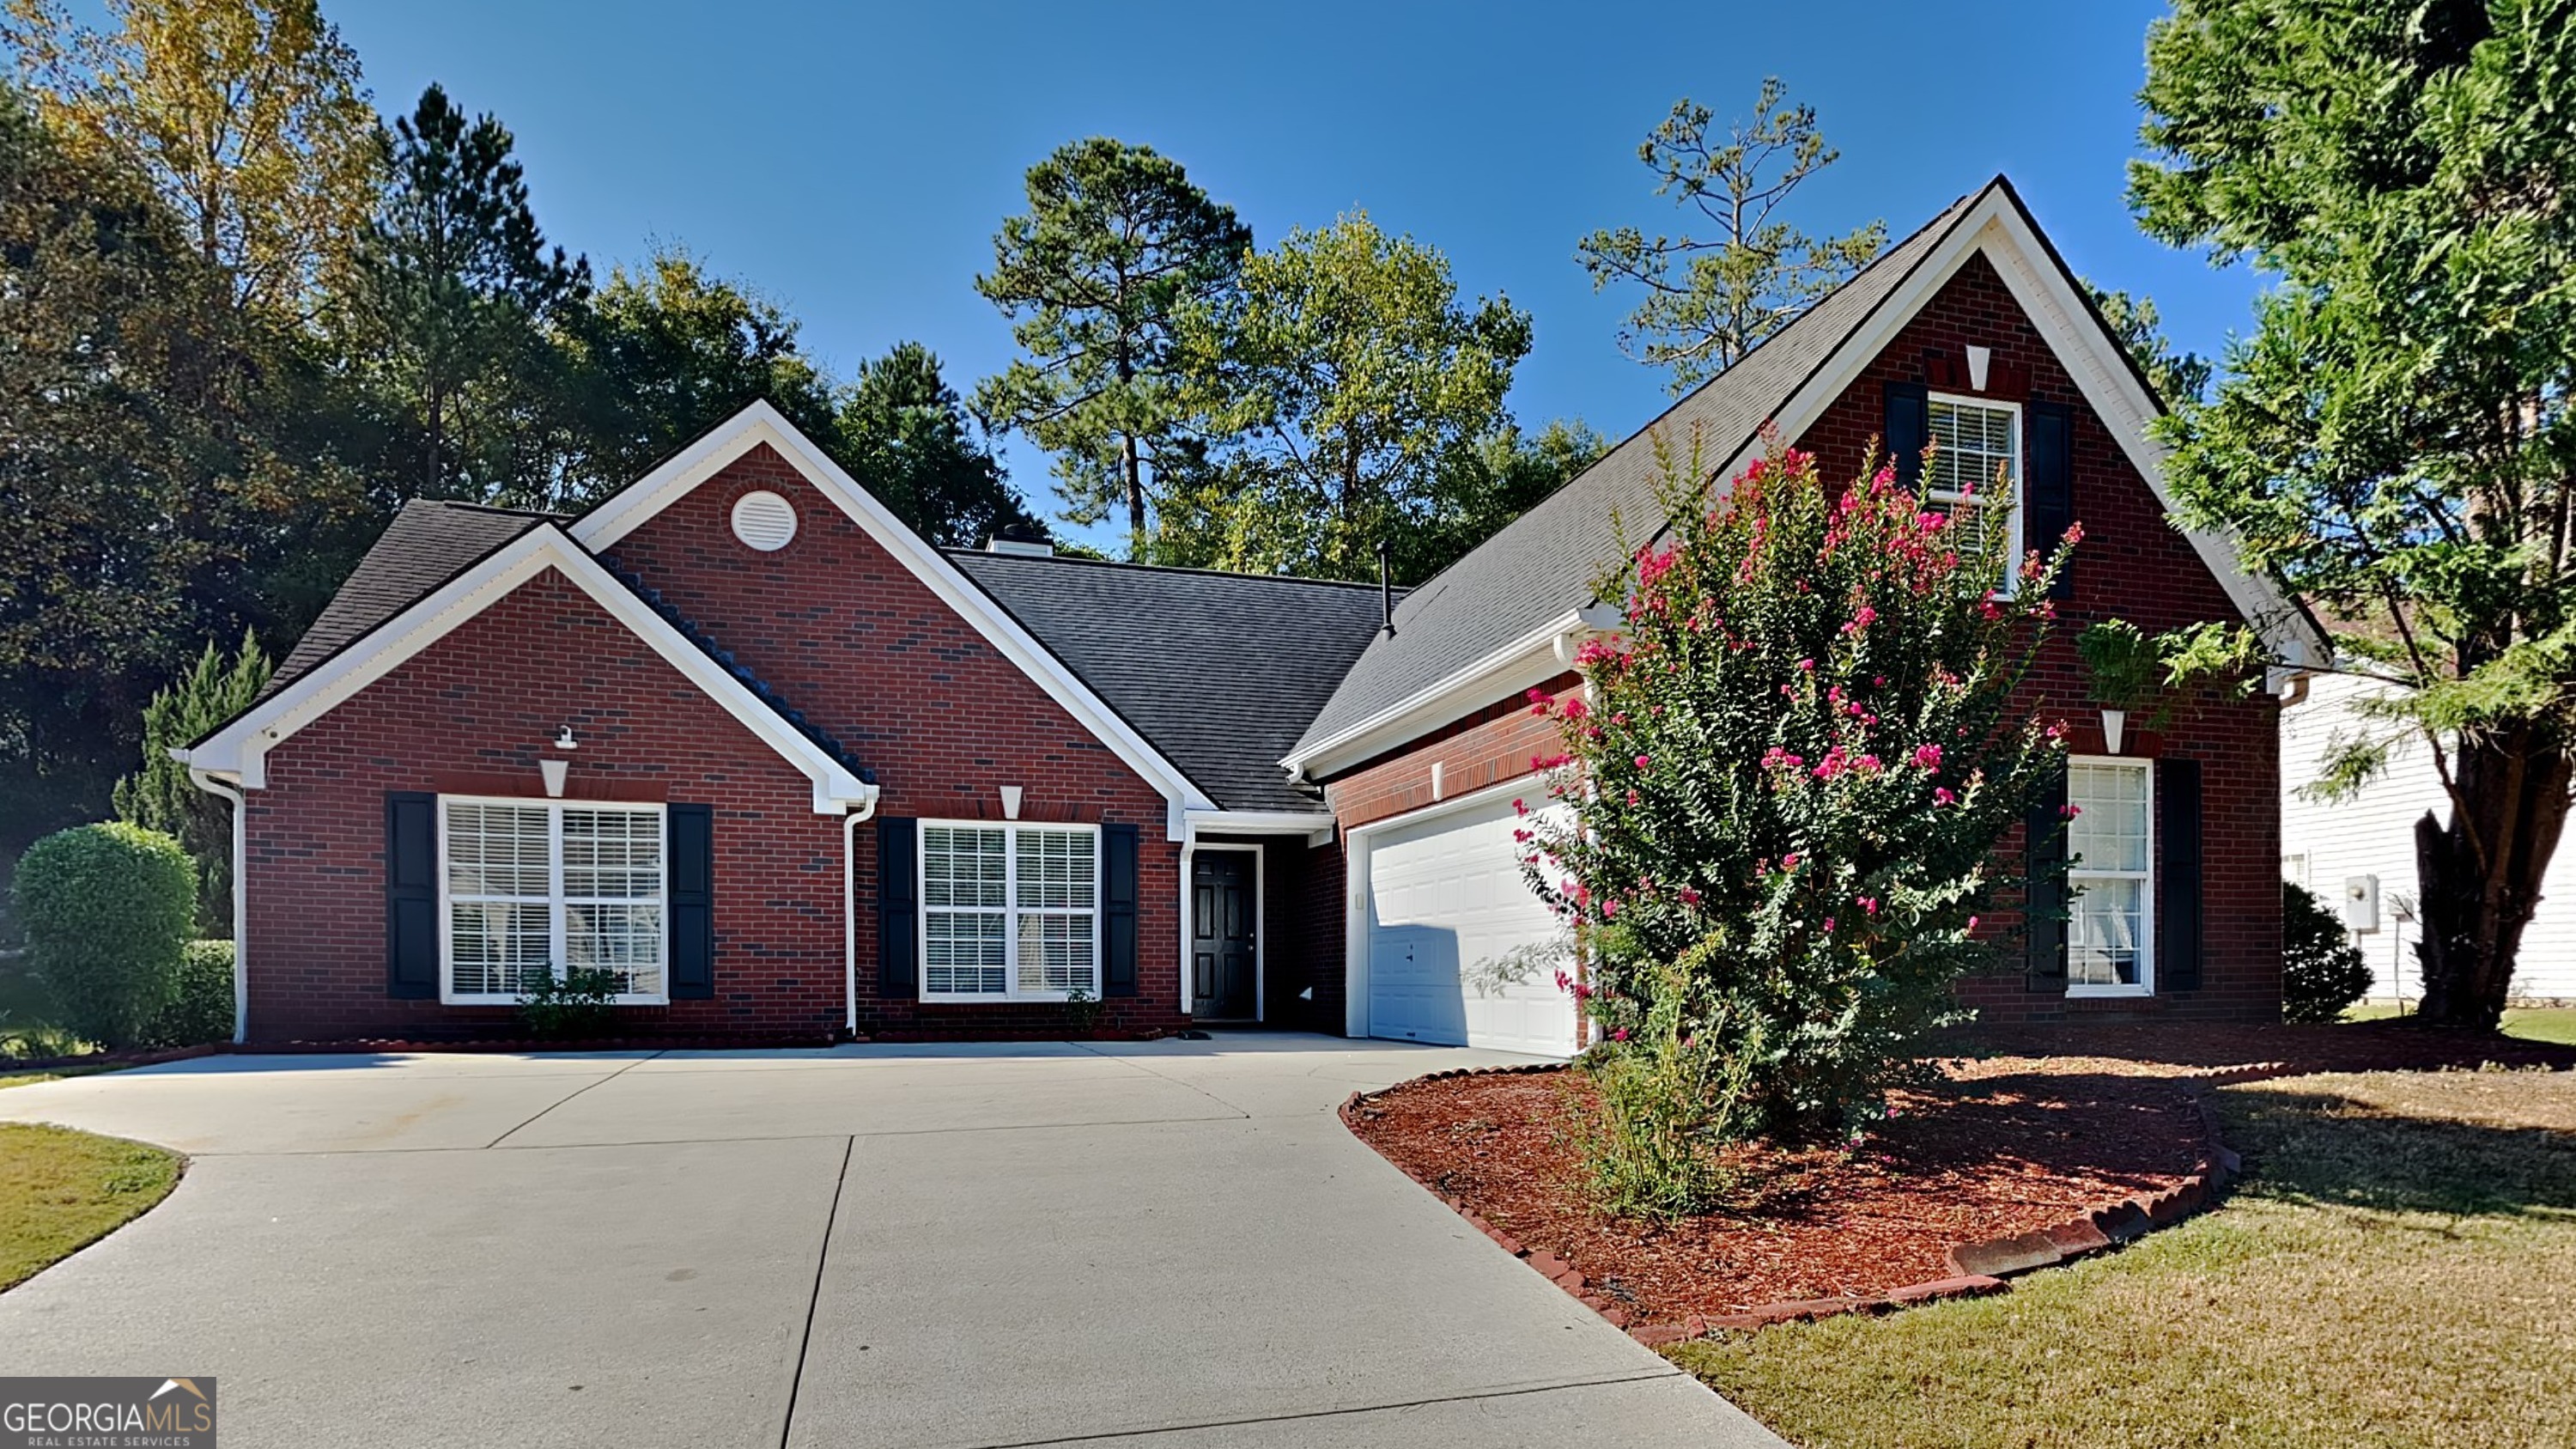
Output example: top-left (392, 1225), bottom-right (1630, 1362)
top-left (920, 822), bottom-right (1100, 1001)
top-left (2066, 758), bottom-right (2153, 996)
top-left (440, 797), bottom-right (667, 1005)
top-left (1927, 393), bottom-right (2023, 589)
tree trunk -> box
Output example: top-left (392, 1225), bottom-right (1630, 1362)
top-left (1122, 430), bottom-right (1145, 559)
top-left (2414, 728), bottom-right (2573, 1030)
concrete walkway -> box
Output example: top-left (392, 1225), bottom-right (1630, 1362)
top-left (0, 1034), bottom-right (1781, 1447)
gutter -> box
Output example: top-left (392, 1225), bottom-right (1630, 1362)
top-left (842, 790), bottom-right (881, 1038)
top-left (178, 752), bottom-right (248, 1045)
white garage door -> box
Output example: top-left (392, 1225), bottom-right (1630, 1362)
top-left (1364, 793), bottom-right (1577, 1056)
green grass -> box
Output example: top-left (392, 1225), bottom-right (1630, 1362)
top-left (1670, 1068), bottom-right (2576, 1448)
top-left (0, 1123), bottom-right (182, 1291)
top-left (0, 1064), bottom-right (114, 1091)
top-left (2344, 1002), bottom-right (2576, 1044)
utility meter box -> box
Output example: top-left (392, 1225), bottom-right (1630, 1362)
top-left (2342, 874), bottom-right (2381, 934)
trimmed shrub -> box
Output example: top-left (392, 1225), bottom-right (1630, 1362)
top-left (10, 824), bottom-right (196, 1048)
top-left (2284, 881), bottom-right (2372, 1023)
top-left (519, 967), bottom-right (623, 1038)
top-left (143, 939), bottom-right (236, 1047)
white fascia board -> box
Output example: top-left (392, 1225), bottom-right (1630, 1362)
top-left (187, 526), bottom-right (875, 814)
top-left (1282, 606), bottom-right (1619, 782)
top-left (1718, 193), bottom-right (2325, 670)
top-left (1184, 809), bottom-right (1336, 845)
top-left (568, 400), bottom-right (1217, 818)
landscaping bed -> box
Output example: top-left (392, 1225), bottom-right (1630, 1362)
top-left (1346, 1023), bottom-right (2576, 1329)
top-left (1346, 1056), bottom-right (2213, 1322)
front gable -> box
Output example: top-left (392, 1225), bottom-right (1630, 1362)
top-left (184, 524), bottom-right (875, 813)
top-left (570, 404), bottom-right (1215, 834)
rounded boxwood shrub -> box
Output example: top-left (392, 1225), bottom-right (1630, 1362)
top-left (2284, 880), bottom-right (2373, 1024)
top-left (10, 823), bottom-right (197, 1048)
top-left (143, 939), bottom-right (236, 1047)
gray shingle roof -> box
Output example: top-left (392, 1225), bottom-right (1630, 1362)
top-left (260, 500), bottom-right (553, 700)
top-left (951, 551), bottom-right (1394, 814)
top-left (1288, 183), bottom-right (1990, 763)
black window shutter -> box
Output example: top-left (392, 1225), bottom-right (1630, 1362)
top-left (386, 791), bottom-right (438, 999)
top-left (877, 816), bottom-right (918, 998)
top-left (1102, 821), bottom-right (1139, 997)
top-left (666, 804), bottom-right (714, 999)
top-left (2159, 758), bottom-right (2204, 992)
top-left (2026, 399), bottom-right (2075, 600)
top-left (1885, 380), bottom-right (1929, 490)
top-left (2024, 766), bottom-right (2069, 992)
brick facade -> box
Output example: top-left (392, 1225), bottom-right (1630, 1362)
top-left (1314, 251), bottom-right (2283, 1029)
top-left (245, 569), bottom-right (848, 1041)
top-left (241, 447), bottom-right (1188, 1043)
top-left (598, 446), bottom-right (1185, 1038)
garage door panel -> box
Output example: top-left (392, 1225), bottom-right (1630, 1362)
top-left (1364, 795), bottom-right (1575, 1056)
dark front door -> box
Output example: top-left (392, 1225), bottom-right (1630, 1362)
top-left (1192, 851), bottom-right (1258, 1020)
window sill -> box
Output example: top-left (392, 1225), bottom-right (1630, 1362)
top-left (919, 991), bottom-right (1094, 1006)
top-left (440, 994), bottom-right (671, 1008)
top-left (2065, 983), bottom-right (2153, 1000)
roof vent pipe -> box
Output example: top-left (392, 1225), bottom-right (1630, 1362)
top-left (987, 521), bottom-right (1054, 557)
top-left (1378, 539), bottom-right (1394, 636)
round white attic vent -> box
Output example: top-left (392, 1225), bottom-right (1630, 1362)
top-left (730, 490), bottom-right (798, 551)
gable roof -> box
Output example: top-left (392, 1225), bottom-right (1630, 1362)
top-left (951, 551), bottom-right (1393, 815)
top-left (263, 501), bottom-right (552, 701)
top-left (1286, 175), bottom-right (2326, 775)
top-left (567, 401), bottom-right (1218, 828)
top-left (185, 521), bottom-right (877, 813)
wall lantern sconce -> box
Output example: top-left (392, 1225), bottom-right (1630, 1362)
top-left (554, 725), bottom-right (579, 750)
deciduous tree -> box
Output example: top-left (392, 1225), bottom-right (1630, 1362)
top-left (4, 0), bottom-right (379, 318)
top-left (2133, 0), bottom-right (2576, 1029)
top-left (1170, 213), bottom-right (1533, 581)
top-left (1577, 79), bottom-right (1884, 394)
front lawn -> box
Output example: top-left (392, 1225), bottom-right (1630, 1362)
top-left (0, 1123), bottom-right (183, 1291)
top-left (1671, 1068), bottom-right (2576, 1448)
top-left (2345, 1002), bottom-right (2576, 1045)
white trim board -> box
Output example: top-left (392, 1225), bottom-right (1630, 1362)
top-left (1292, 181), bottom-right (2328, 795)
top-left (181, 523), bottom-right (876, 814)
top-left (569, 400), bottom-right (1218, 834)
top-left (1709, 186), bottom-right (2325, 672)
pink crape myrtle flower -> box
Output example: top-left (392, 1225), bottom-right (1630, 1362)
top-left (1912, 743), bottom-right (1943, 771)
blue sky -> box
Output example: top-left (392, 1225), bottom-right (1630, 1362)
top-left (328, 0), bottom-right (2254, 551)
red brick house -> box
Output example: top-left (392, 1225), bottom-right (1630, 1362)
top-left (182, 177), bottom-right (2323, 1049)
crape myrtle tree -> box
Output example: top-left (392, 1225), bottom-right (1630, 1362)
top-left (2132, 0), bottom-right (2576, 1029)
top-left (1518, 432), bottom-right (2071, 1205)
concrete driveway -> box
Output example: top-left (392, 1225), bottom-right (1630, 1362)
top-left (0, 1034), bottom-right (1779, 1447)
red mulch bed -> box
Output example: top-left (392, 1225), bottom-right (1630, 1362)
top-left (1344, 1021), bottom-right (2576, 1324)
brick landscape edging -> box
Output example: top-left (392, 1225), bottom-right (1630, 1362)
top-left (1338, 1062), bottom-right (2244, 1349)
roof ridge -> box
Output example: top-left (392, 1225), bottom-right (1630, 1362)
top-left (945, 547), bottom-right (1406, 594)
top-left (1380, 181), bottom-right (1989, 625)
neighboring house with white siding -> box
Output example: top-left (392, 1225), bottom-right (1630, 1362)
top-left (2281, 671), bottom-right (2576, 1003)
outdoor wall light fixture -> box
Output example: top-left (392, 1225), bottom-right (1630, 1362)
top-left (555, 725), bottom-right (579, 750)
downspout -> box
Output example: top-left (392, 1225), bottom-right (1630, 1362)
top-left (185, 762), bottom-right (248, 1045)
top-left (842, 786), bottom-right (881, 1038)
